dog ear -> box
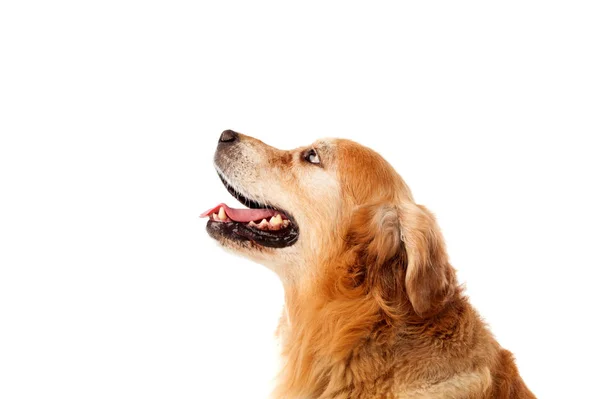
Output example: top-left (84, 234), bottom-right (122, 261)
top-left (346, 202), bottom-right (456, 318)
top-left (398, 202), bottom-right (456, 317)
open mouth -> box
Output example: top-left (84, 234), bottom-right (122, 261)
top-left (201, 173), bottom-right (299, 248)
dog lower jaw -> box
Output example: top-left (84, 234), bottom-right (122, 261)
top-left (206, 219), bottom-right (299, 249)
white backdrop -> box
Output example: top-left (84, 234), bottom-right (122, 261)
top-left (1, 1), bottom-right (599, 398)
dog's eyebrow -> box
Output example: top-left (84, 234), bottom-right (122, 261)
top-left (319, 141), bottom-right (337, 158)
top-left (313, 139), bottom-right (334, 152)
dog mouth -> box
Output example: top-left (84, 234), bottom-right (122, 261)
top-left (201, 173), bottom-right (299, 248)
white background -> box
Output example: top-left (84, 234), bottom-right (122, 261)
top-left (1, 1), bottom-right (599, 398)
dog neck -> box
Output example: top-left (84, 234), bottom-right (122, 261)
top-left (273, 272), bottom-right (474, 399)
top-left (274, 276), bottom-right (405, 399)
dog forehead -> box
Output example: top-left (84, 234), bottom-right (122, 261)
top-left (330, 138), bottom-right (413, 203)
top-left (308, 138), bottom-right (366, 159)
top-left (335, 139), bottom-right (390, 173)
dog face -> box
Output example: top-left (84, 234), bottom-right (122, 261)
top-left (203, 130), bottom-right (455, 316)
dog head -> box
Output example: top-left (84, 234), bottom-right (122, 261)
top-left (203, 130), bottom-right (456, 317)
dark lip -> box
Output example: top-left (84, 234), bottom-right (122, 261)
top-left (206, 219), bottom-right (299, 248)
top-left (209, 169), bottom-right (300, 248)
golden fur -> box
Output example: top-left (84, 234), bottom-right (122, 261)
top-left (208, 132), bottom-right (535, 399)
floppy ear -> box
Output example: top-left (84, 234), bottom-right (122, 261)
top-left (346, 202), bottom-right (456, 318)
top-left (398, 202), bottom-right (456, 317)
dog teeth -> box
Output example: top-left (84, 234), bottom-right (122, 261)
top-left (269, 214), bottom-right (283, 230)
top-left (218, 207), bottom-right (227, 221)
top-left (212, 213), bottom-right (219, 220)
top-left (247, 215), bottom-right (290, 231)
top-left (257, 219), bottom-right (269, 230)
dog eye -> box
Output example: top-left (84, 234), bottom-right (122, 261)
top-left (303, 149), bottom-right (321, 165)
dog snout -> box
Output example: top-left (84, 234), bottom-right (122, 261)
top-left (214, 130), bottom-right (243, 173)
top-left (219, 130), bottom-right (239, 143)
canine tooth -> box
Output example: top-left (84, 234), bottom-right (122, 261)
top-left (269, 214), bottom-right (283, 230)
top-left (218, 207), bottom-right (227, 221)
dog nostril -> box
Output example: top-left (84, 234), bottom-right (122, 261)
top-left (219, 130), bottom-right (238, 143)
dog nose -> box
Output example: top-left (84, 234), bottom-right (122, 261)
top-left (219, 130), bottom-right (238, 143)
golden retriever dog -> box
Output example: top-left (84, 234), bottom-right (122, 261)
top-left (202, 130), bottom-right (535, 399)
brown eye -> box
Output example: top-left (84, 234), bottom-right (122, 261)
top-left (303, 149), bottom-right (321, 165)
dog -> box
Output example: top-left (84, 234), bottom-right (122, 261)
top-left (202, 130), bottom-right (536, 399)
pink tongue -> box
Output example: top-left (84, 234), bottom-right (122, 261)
top-left (200, 203), bottom-right (279, 222)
